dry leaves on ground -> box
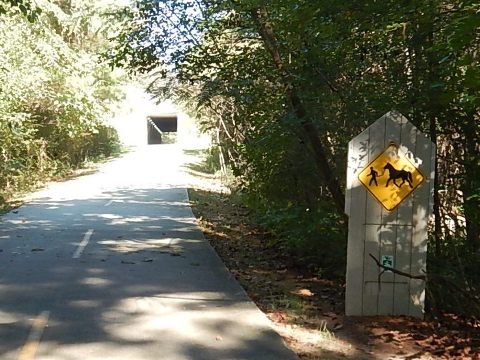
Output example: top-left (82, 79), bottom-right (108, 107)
top-left (188, 186), bottom-right (479, 360)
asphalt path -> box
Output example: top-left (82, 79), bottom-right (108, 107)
top-left (0, 145), bottom-right (298, 360)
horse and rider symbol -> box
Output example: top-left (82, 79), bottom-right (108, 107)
top-left (367, 162), bottom-right (413, 188)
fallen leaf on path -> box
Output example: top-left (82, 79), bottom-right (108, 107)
top-left (323, 312), bottom-right (338, 318)
top-left (333, 323), bottom-right (344, 331)
top-left (142, 258), bottom-right (154, 262)
top-left (270, 311), bottom-right (287, 322)
top-left (121, 260), bottom-right (135, 264)
top-left (294, 288), bottom-right (314, 297)
top-left (31, 248), bottom-right (45, 252)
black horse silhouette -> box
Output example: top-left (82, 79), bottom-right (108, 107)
top-left (383, 162), bottom-right (413, 188)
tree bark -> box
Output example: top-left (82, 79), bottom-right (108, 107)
top-left (250, 7), bottom-right (345, 215)
top-left (462, 113), bottom-right (480, 251)
top-left (412, 5), bottom-right (441, 256)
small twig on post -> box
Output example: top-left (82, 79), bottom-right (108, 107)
top-left (369, 253), bottom-right (480, 308)
top-left (369, 253), bottom-right (426, 280)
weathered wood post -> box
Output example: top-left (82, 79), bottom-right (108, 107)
top-left (345, 111), bottom-right (435, 317)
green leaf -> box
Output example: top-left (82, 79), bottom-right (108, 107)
top-left (18, 4), bottom-right (27, 15)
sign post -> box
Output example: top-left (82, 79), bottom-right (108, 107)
top-left (345, 111), bottom-right (435, 317)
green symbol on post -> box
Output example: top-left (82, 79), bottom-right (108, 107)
top-left (381, 255), bottom-right (394, 271)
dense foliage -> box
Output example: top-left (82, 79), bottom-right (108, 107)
top-left (0, 0), bottom-right (125, 205)
top-left (110, 0), bottom-right (479, 314)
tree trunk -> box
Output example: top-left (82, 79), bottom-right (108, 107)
top-left (462, 113), bottom-right (480, 251)
top-left (250, 7), bottom-right (345, 216)
top-left (412, 4), bottom-right (442, 256)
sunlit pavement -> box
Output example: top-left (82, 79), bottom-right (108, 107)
top-left (0, 145), bottom-right (298, 360)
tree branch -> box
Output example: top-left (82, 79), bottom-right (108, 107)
top-left (369, 253), bottom-right (480, 307)
top-left (369, 253), bottom-right (426, 280)
top-left (249, 6), bottom-right (346, 215)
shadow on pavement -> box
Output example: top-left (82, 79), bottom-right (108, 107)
top-left (0, 187), bottom-right (299, 359)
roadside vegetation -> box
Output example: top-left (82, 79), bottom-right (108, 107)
top-left (3, 0), bottom-right (478, 342)
top-left (111, 0), bottom-right (479, 319)
top-left (1, 0), bottom-right (479, 356)
top-left (0, 0), bottom-right (126, 210)
top-left (185, 153), bottom-right (479, 359)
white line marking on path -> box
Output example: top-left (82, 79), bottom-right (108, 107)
top-left (73, 229), bottom-right (94, 259)
top-left (18, 310), bottom-right (50, 360)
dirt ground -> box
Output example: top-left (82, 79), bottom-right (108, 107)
top-left (183, 153), bottom-right (480, 360)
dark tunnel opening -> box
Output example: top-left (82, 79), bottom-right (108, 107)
top-left (147, 116), bottom-right (178, 144)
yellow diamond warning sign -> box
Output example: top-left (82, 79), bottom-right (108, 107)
top-left (358, 143), bottom-right (425, 211)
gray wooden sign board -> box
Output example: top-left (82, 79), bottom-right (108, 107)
top-left (345, 111), bottom-right (435, 318)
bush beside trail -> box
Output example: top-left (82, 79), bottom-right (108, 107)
top-left (0, 0), bottom-right (126, 208)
